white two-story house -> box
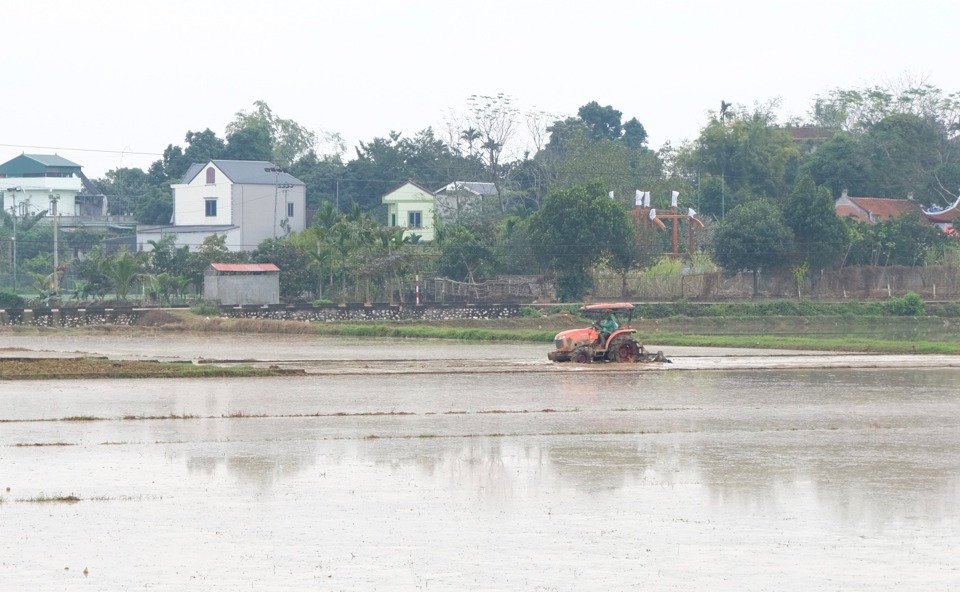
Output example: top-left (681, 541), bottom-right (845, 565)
top-left (137, 160), bottom-right (306, 252)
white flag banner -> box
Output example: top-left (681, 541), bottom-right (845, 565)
top-left (671, 190), bottom-right (679, 208)
top-left (643, 191), bottom-right (651, 207)
top-left (649, 208), bottom-right (657, 220)
top-left (608, 191), bottom-right (615, 199)
top-left (688, 207), bottom-right (697, 217)
top-left (635, 190), bottom-right (643, 206)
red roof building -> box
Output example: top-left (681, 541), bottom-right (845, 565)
top-left (208, 263), bottom-right (280, 273)
top-left (834, 190), bottom-right (924, 223)
top-left (922, 197), bottom-right (960, 235)
top-left (835, 190), bottom-right (960, 237)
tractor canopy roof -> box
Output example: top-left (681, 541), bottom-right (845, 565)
top-left (580, 302), bottom-right (634, 316)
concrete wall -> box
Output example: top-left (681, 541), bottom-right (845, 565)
top-left (232, 183), bottom-right (306, 248)
top-left (203, 273), bottom-right (280, 305)
top-left (0, 304), bottom-right (523, 326)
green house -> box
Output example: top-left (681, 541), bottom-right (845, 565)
top-left (382, 180), bottom-right (436, 241)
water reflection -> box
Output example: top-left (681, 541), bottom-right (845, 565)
top-left (4, 338), bottom-right (960, 590)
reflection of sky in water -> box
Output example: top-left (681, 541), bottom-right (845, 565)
top-left (2, 358), bottom-right (959, 589)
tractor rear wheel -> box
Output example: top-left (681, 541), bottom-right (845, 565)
top-left (609, 337), bottom-right (640, 362)
top-left (571, 347), bottom-right (592, 364)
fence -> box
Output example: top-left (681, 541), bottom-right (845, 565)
top-left (593, 264), bottom-right (960, 301)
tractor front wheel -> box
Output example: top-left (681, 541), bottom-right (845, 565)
top-left (571, 347), bottom-right (593, 364)
top-left (609, 338), bottom-right (640, 362)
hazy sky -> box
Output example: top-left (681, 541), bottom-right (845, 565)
top-left (3, 0), bottom-right (958, 178)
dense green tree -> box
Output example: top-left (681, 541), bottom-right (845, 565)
top-left (146, 234), bottom-right (191, 276)
top-left (434, 223), bottom-right (494, 282)
top-left (290, 150), bottom-right (348, 211)
top-left (713, 199), bottom-right (794, 295)
top-left (92, 167), bottom-right (154, 216)
top-left (226, 100), bottom-right (317, 167)
top-left (528, 182), bottom-right (635, 301)
top-left (252, 237), bottom-right (315, 300)
top-left (493, 215), bottom-right (536, 275)
top-left (607, 220), bottom-right (657, 297)
top-left (783, 175), bottom-right (850, 271)
top-left (861, 113), bottom-right (954, 205)
top-left (800, 132), bottom-right (871, 197)
top-left (70, 245), bottom-right (112, 300)
top-left (224, 125), bottom-right (273, 161)
top-left (577, 101), bottom-right (623, 141)
top-left (621, 117), bottom-right (648, 149)
top-left (182, 129), bottom-right (227, 164)
top-left (811, 82), bottom-right (960, 133)
top-left (134, 187), bottom-right (173, 225)
top-left (844, 214), bottom-right (948, 267)
top-left (182, 234), bottom-right (248, 292)
top-left (685, 103), bottom-right (801, 216)
top-left (146, 129), bottom-right (226, 185)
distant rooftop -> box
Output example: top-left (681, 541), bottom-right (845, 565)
top-left (180, 160), bottom-right (304, 186)
top-left (435, 181), bottom-right (498, 196)
top-left (0, 153), bottom-right (82, 178)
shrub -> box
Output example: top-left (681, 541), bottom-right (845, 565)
top-left (886, 292), bottom-right (925, 317)
top-left (0, 292), bottom-right (26, 308)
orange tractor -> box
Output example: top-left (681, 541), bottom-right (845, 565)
top-left (547, 302), bottom-right (667, 364)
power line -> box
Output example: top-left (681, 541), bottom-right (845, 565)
top-left (0, 143), bottom-right (162, 157)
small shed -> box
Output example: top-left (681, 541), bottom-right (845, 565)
top-left (204, 263), bottom-right (281, 305)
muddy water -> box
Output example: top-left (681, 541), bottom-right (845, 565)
top-left (1, 336), bottom-right (959, 590)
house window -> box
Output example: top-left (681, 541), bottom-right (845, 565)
top-left (206, 167), bottom-right (216, 184)
top-left (205, 199), bottom-right (217, 217)
top-left (408, 211), bottom-right (422, 228)
top-left (391, 213), bottom-right (396, 227)
top-left (287, 202), bottom-right (294, 217)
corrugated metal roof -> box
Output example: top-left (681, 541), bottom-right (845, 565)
top-left (179, 163), bottom-right (204, 184)
top-left (138, 224), bottom-right (237, 233)
top-left (435, 181), bottom-right (498, 196)
top-left (0, 153), bottom-right (81, 177)
top-left (209, 263), bottom-right (280, 272)
top-left (180, 160), bottom-right (304, 186)
top-left (24, 154), bottom-right (82, 167)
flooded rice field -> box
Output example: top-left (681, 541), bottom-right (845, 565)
top-left (2, 334), bottom-right (959, 590)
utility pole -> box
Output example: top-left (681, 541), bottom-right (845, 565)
top-left (6, 187), bottom-right (22, 294)
top-left (265, 166), bottom-right (286, 239)
top-left (50, 192), bottom-right (61, 292)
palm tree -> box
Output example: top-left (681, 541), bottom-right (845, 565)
top-left (104, 251), bottom-right (147, 301)
top-left (460, 127), bottom-right (481, 156)
top-left (719, 100), bottom-right (733, 126)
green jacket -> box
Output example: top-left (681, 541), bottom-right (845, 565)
top-left (600, 314), bottom-right (620, 334)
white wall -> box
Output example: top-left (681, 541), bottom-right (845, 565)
top-left (2, 177), bottom-right (82, 217)
top-left (171, 164), bottom-right (233, 225)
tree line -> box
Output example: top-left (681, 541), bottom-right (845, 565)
top-left (2, 80), bottom-right (959, 303)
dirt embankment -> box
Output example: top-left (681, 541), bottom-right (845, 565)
top-left (0, 356), bottom-right (300, 380)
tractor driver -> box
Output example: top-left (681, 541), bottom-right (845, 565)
top-left (598, 312), bottom-right (620, 343)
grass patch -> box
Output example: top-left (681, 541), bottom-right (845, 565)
top-left (18, 493), bottom-right (81, 503)
top-left (312, 323), bottom-right (556, 342)
top-left (0, 358), bottom-right (303, 380)
top-left (122, 413), bottom-right (199, 420)
top-left (642, 332), bottom-right (960, 354)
